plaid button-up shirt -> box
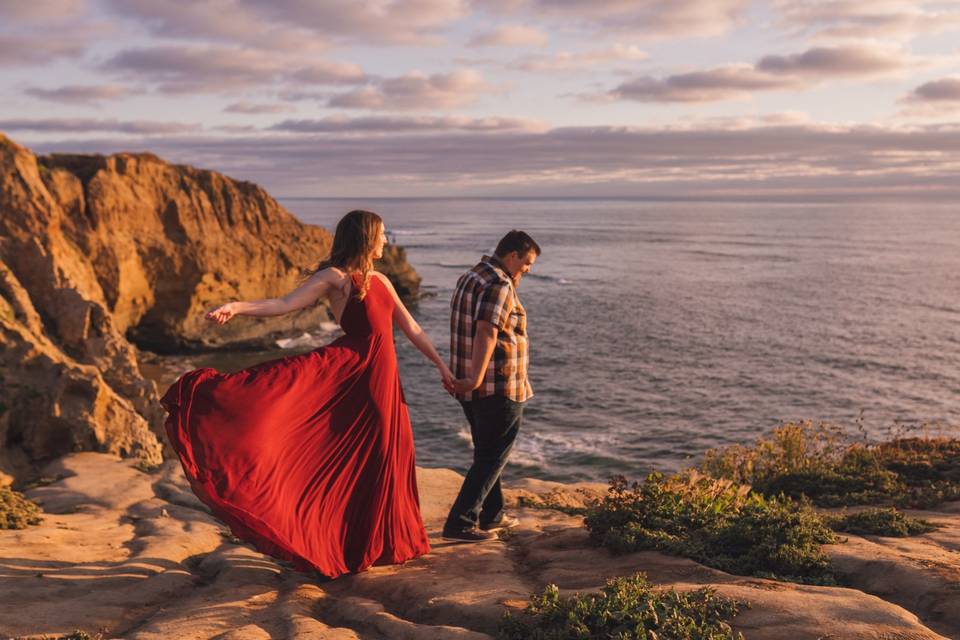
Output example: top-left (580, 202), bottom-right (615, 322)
top-left (450, 255), bottom-right (533, 403)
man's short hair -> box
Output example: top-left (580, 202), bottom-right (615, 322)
top-left (494, 230), bottom-right (541, 258)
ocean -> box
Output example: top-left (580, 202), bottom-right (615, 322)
top-left (162, 199), bottom-right (960, 483)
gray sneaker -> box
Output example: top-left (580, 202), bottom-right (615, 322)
top-left (442, 526), bottom-right (498, 542)
top-left (479, 514), bottom-right (520, 532)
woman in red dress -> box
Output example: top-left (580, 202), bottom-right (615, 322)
top-left (161, 210), bottom-right (452, 578)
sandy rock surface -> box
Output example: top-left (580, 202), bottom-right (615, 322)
top-left (1, 453), bottom-right (958, 639)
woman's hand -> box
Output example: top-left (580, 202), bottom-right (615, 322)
top-left (206, 302), bottom-right (238, 325)
top-left (438, 363), bottom-right (456, 395)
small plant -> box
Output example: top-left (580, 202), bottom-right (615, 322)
top-left (826, 507), bottom-right (937, 537)
top-left (133, 458), bottom-right (163, 474)
top-left (584, 472), bottom-right (839, 584)
top-left (219, 529), bottom-right (243, 544)
top-left (57, 631), bottom-right (105, 640)
top-left (0, 485), bottom-right (42, 529)
top-left (499, 573), bottom-right (744, 640)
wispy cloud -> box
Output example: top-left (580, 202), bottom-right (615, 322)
top-left (224, 102), bottom-right (296, 115)
top-left (474, 0), bottom-right (750, 39)
top-left (468, 24), bottom-right (548, 47)
top-left (252, 0), bottom-right (469, 45)
top-left (905, 77), bottom-right (960, 103)
top-left (269, 114), bottom-right (544, 133)
top-left (0, 118), bottom-right (201, 135)
top-left (773, 0), bottom-right (960, 41)
top-left (898, 77), bottom-right (960, 118)
top-left (25, 84), bottom-right (134, 104)
top-left (607, 45), bottom-right (914, 103)
top-left (102, 46), bottom-right (366, 93)
top-left (509, 44), bottom-right (648, 72)
top-left (0, 0), bottom-right (86, 22)
top-left (0, 34), bottom-right (88, 66)
top-left (328, 70), bottom-right (494, 110)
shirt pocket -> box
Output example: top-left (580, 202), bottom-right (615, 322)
top-left (507, 306), bottom-right (526, 335)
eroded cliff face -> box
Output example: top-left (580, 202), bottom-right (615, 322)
top-left (0, 136), bottom-right (164, 480)
top-left (0, 133), bottom-right (420, 480)
top-left (38, 150), bottom-right (336, 351)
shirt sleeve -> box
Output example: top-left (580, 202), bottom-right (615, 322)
top-left (474, 281), bottom-right (514, 330)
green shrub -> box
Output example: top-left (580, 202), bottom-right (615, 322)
top-left (0, 485), bottom-right (42, 529)
top-left (584, 472), bottom-right (839, 584)
top-left (499, 573), bottom-right (744, 640)
top-left (826, 507), bottom-right (937, 537)
top-left (700, 422), bottom-right (960, 508)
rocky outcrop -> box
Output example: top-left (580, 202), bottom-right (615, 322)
top-left (376, 244), bottom-right (421, 301)
top-left (1, 454), bottom-right (956, 639)
top-left (1, 137), bottom-right (164, 480)
top-left (0, 134), bottom-right (421, 480)
top-left (37, 150), bottom-right (336, 352)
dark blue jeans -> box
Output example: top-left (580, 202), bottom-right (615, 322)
top-left (444, 395), bottom-right (524, 531)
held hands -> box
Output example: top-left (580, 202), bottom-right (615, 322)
top-left (206, 302), bottom-right (238, 325)
top-left (438, 363), bottom-right (457, 396)
top-left (451, 378), bottom-right (479, 396)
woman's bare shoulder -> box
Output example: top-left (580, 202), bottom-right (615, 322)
top-left (371, 271), bottom-right (395, 287)
top-left (311, 266), bottom-right (348, 283)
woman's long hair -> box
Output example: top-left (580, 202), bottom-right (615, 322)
top-left (314, 209), bottom-right (383, 299)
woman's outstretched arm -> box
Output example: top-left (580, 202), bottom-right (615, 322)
top-left (206, 270), bottom-right (333, 325)
top-left (374, 272), bottom-right (455, 391)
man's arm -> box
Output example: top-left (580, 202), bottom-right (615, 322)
top-left (453, 319), bottom-right (498, 395)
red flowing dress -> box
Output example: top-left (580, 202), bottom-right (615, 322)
top-left (161, 275), bottom-right (430, 578)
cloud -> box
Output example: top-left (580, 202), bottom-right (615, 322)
top-left (898, 77), bottom-right (960, 117)
top-left (468, 24), bottom-right (548, 47)
top-left (756, 46), bottom-right (907, 76)
top-left (252, 0), bottom-right (469, 45)
top-left (473, 0), bottom-right (750, 39)
top-left (608, 45), bottom-right (913, 103)
top-left (773, 0), bottom-right (960, 41)
top-left (905, 77), bottom-right (960, 102)
top-left (101, 0), bottom-right (329, 52)
top-left (611, 66), bottom-right (802, 102)
top-left (25, 84), bottom-right (134, 104)
top-left (328, 70), bottom-right (494, 110)
top-left (269, 115), bottom-right (544, 133)
top-left (224, 102), bottom-right (296, 114)
top-left (0, 0), bottom-right (86, 22)
top-left (509, 44), bottom-right (648, 72)
top-left (102, 46), bottom-right (366, 93)
top-left (288, 61), bottom-right (366, 85)
top-left (0, 34), bottom-right (87, 66)
top-left (25, 122), bottom-right (960, 200)
top-left (0, 118), bottom-right (201, 135)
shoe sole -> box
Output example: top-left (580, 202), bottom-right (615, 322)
top-left (441, 534), bottom-right (499, 543)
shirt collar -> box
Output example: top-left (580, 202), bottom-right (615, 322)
top-left (482, 254), bottom-right (513, 281)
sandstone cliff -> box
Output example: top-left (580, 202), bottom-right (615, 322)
top-left (0, 134), bottom-right (420, 481)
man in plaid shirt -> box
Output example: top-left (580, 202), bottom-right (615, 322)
top-left (442, 230), bottom-right (540, 542)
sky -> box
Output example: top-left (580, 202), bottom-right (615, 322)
top-left (1, 0), bottom-right (960, 199)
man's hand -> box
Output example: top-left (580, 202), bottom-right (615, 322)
top-left (452, 378), bottom-right (478, 396)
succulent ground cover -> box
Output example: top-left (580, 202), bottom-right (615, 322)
top-left (0, 484), bottom-right (41, 529)
top-left (499, 573), bottom-right (744, 640)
